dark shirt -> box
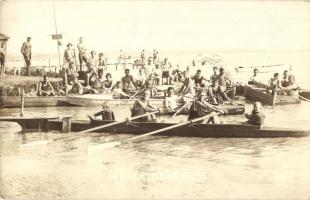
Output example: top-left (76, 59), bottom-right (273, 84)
top-left (246, 111), bottom-right (265, 125)
top-left (188, 100), bottom-right (213, 120)
top-left (94, 110), bottom-right (115, 121)
top-left (193, 75), bottom-right (205, 86)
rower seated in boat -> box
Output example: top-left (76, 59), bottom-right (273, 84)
top-left (93, 102), bottom-right (115, 121)
top-left (267, 73), bottom-right (281, 94)
top-left (164, 87), bottom-right (179, 113)
top-left (188, 91), bottom-right (224, 124)
top-left (37, 74), bottom-right (56, 96)
top-left (248, 68), bottom-right (265, 87)
top-left (70, 76), bottom-right (84, 95)
top-left (131, 90), bottom-right (159, 122)
top-left (209, 67), bottom-right (231, 103)
top-left (281, 70), bottom-right (290, 88)
top-left (245, 102), bottom-right (265, 126)
top-left (280, 75), bottom-right (299, 96)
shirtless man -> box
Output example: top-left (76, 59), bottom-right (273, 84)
top-left (192, 69), bottom-right (208, 88)
top-left (267, 73), bottom-right (281, 94)
top-left (121, 69), bottom-right (137, 92)
top-left (77, 37), bottom-right (88, 71)
top-left (21, 37), bottom-right (32, 76)
top-left (281, 74), bottom-right (299, 96)
top-left (281, 70), bottom-right (290, 88)
top-left (37, 75), bottom-right (55, 96)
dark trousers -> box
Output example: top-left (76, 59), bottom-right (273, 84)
top-left (79, 53), bottom-right (88, 71)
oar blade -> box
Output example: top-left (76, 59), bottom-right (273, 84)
top-left (87, 141), bottom-right (121, 152)
top-left (19, 140), bottom-right (53, 148)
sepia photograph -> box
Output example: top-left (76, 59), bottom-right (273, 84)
top-left (0, 0), bottom-right (310, 199)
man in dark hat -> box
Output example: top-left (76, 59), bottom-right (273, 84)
top-left (63, 42), bottom-right (77, 70)
top-left (21, 37), bottom-right (32, 76)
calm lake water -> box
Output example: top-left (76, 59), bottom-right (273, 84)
top-left (1, 101), bottom-right (310, 199)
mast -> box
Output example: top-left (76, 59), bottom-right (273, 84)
top-left (52, 0), bottom-right (61, 71)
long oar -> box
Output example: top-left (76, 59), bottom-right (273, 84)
top-left (129, 91), bottom-right (140, 99)
top-left (171, 100), bottom-right (193, 118)
top-left (88, 112), bottom-right (219, 151)
top-left (299, 95), bottom-right (310, 102)
top-left (19, 111), bottom-right (159, 148)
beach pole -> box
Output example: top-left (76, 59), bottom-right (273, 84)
top-left (64, 72), bottom-right (68, 96)
top-left (20, 89), bottom-right (24, 117)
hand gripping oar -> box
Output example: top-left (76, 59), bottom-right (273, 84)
top-left (171, 100), bottom-right (193, 118)
top-left (19, 111), bottom-right (159, 148)
top-left (88, 112), bottom-right (219, 151)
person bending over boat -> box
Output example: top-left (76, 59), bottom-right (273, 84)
top-left (93, 102), bottom-right (115, 121)
top-left (188, 91), bottom-right (224, 124)
top-left (38, 75), bottom-right (55, 96)
top-left (281, 75), bottom-right (299, 96)
top-left (121, 69), bottom-right (138, 93)
top-left (164, 87), bottom-right (179, 113)
top-left (131, 90), bottom-right (159, 122)
top-left (179, 71), bottom-right (195, 96)
top-left (111, 81), bottom-right (130, 99)
top-left (245, 102), bottom-right (265, 126)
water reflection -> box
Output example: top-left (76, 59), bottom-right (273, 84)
top-left (1, 104), bottom-right (310, 199)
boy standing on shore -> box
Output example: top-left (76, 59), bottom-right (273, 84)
top-left (21, 37), bottom-right (32, 76)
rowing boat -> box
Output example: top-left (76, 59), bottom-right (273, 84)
top-left (0, 116), bottom-right (308, 138)
top-left (299, 89), bottom-right (310, 100)
top-left (160, 103), bottom-right (245, 115)
top-left (0, 96), bottom-right (70, 108)
top-left (244, 85), bottom-right (301, 106)
top-left (67, 94), bottom-right (165, 106)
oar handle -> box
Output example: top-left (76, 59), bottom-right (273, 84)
top-left (172, 100), bottom-right (193, 118)
top-left (123, 112), bottom-right (219, 143)
top-left (78, 111), bottom-right (159, 134)
top-left (299, 95), bottom-right (310, 102)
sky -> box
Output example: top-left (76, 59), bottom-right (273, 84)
top-left (0, 0), bottom-right (310, 55)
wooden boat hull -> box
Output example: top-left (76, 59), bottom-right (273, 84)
top-left (160, 104), bottom-right (245, 115)
top-left (299, 90), bottom-right (310, 100)
top-left (1, 117), bottom-right (309, 138)
top-left (67, 94), bottom-right (164, 106)
top-left (244, 85), bottom-right (301, 106)
top-left (0, 96), bottom-right (70, 108)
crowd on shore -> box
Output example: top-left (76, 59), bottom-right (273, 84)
top-left (1, 36), bottom-right (300, 103)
